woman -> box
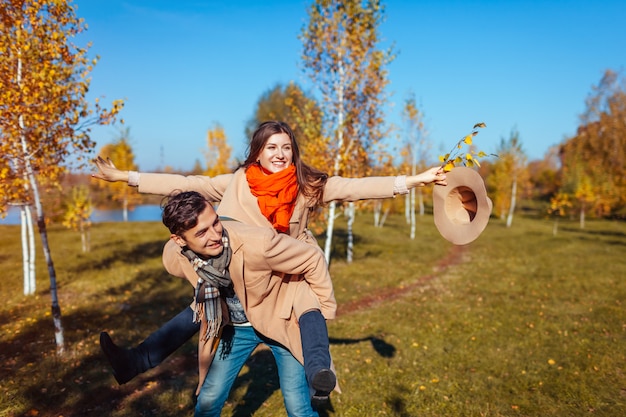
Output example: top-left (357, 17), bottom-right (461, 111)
top-left (94, 121), bottom-right (446, 412)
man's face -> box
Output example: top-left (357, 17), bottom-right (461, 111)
top-left (172, 203), bottom-right (224, 259)
top-left (257, 132), bottom-right (293, 174)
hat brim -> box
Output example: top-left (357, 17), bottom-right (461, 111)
top-left (433, 167), bottom-right (492, 245)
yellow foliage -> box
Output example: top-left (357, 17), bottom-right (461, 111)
top-left (548, 192), bottom-right (573, 217)
top-left (62, 186), bottom-right (92, 232)
top-left (438, 123), bottom-right (490, 171)
top-left (0, 0), bottom-right (124, 214)
top-left (96, 134), bottom-right (141, 209)
top-left (204, 124), bottom-right (232, 176)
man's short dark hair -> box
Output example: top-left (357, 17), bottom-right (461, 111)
top-left (162, 191), bottom-right (210, 236)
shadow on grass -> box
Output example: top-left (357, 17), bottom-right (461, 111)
top-left (561, 225), bottom-right (626, 244)
top-left (325, 228), bottom-right (384, 263)
top-left (1, 266), bottom-right (197, 417)
top-left (4, 298), bottom-right (396, 416)
top-left (226, 335), bottom-right (395, 416)
top-left (77, 239), bottom-right (168, 272)
top-left (330, 335), bottom-right (396, 358)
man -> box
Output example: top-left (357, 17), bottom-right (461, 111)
top-left (146, 191), bottom-right (335, 416)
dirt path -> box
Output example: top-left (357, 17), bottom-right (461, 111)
top-left (336, 244), bottom-right (467, 316)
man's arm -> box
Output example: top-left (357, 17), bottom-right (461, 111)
top-left (250, 228), bottom-right (336, 318)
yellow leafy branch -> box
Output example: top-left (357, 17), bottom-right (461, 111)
top-left (438, 122), bottom-right (494, 172)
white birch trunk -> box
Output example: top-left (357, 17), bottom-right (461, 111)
top-left (418, 188), bottom-right (424, 216)
top-left (379, 206), bottom-right (390, 228)
top-left (323, 201), bottom-right (337, 264)
top-left (410, 188), bottom-right (416, 240)
top-left (346, 202), bottom-right (354, 263)
top-left (323, 57), bottom-right (345, 265)
top-left (123, 196), bottom-right (128, 222)
top-left (17, 51), bottom-right (64, 353)
top-left (26, 205), bottom-right (36, 292)
top-left (506, 179), bottom-right (517, 228)
top-left (373, 200), bottom-right (381, 227)
top-left (404, 193), bottom-right (410, 224)
top-left (21, 207), bottom-right (34, 295)
top-left (579, 206), bottom-right (585, 229)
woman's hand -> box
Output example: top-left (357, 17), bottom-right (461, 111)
top-left (406, 166), bottom-right (447, 189)
top-left (91, 156), bottom-right (129, 183)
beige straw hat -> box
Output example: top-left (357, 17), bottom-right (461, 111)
top-left (433, 166), bottom-right (493, 245)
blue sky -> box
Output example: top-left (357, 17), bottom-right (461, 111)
top-left (75, 0), bottom-right (626, 172)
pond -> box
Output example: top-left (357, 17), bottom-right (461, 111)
top-left (0, 205), bottom-right (163, 225)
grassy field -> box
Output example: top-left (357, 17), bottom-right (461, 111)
top-left (1, 212), bottom-right (625, 417)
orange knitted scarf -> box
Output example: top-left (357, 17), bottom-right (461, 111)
top-left (245, 164), bottom-right (298, 233)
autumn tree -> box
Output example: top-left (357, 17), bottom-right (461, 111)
top-left (188, 159), bottom-right (204, 175)
top-left (402, 93), bottom-right (431, 239)
top-left (559, 69), bottom-right (626, 219)
top-left (204, 123), bottom-right (232, 177)
top-left (300, 0), bottom-right (394, 263)
top-left (0, 0), bottom-right (123, 353)
top-left (370, 150), bottom-right (397, 228)
top-left (96, 128), bottom-right (140, 221)
top-left (547, 192), bottom-right (572, 236)
top-left (247, 82), bottom-right (324, 171)
top-left (62, 185), bottom-right (92, 252)
top-left (487, 128), bottom-right (528, 227)
top-left (526, 146), bottom-right (561, 202)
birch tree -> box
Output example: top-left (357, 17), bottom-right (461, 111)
top-left (300, 0), bottom-right (394, 263)
top-left (62, 185), bottom-right (92, 252)
top-left (0, 0), bottom-right (123, 353)
top-left (204, 123), bottom-right (232, 176)
top-left (96, 128), bottom-right (139, 221)
top-left (402, 94), bottom-right (430, 239)
top-left (487, 129), bottom-right (527, 227)
top-left (548, 192), bottom-right (572, 236)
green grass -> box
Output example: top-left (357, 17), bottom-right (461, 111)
top-left (1, 213), bottom-right (625, 417)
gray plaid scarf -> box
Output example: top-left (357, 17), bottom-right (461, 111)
top-left (181, 229), bottom-right (232, 341)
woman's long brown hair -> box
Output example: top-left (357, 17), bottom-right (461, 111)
top-left (239, 121), bottom-right (328, 207)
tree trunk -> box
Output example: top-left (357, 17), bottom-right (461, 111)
top-left (418, 187), bottom-right (424, 216)
top-left (323, 201), bottom-right (337, 264)
top-left (506, 179), bottom-right (517, 228)
top-left (373, 200), bottom-right (381, 227)
top-left (20, 206), bottom-right (36, 295)
top-left (410, 188), bottom-right (416, 240)
top-left (579, 206), bottom-right (585, 229)
top-left (20, 127), bottom-right (64, 353)
top-left (80, 222), bottom-right (90, 253)
top-left (379, 206), bottom-right (390, 228)
top-left (553, 218), bottom-right (559, 236)
top-left (29, 176), bottom-right (65, 354)
top-left (404, 194), bottom-right (410, 224)
top-left (16, 48), bottom-right (63, 352)
top-left (322, 55), bottom-right (345, 265)
top-left (346, 202), bottom-right (354, 263)
top-left (27, 205), bottom-right (36, 292)
top-left (123, 196), bottom-right (128, 222)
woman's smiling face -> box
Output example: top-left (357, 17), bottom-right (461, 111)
top-left (257, 132), bottom-right (293, 174)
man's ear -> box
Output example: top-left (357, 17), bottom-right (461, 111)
top-left (171, 234), bottom-right (186, 247)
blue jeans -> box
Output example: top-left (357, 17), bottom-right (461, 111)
top-left (195, 325), bottom-right (318, 417)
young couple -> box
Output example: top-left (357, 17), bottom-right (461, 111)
top-left (93, 120), bottom-right (447, 416)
